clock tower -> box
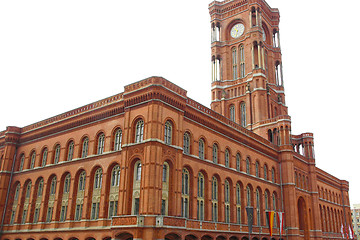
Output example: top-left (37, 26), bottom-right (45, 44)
top-left (209, 0), bottom-right (289, 144)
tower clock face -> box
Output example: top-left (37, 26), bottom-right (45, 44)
top-left (230, 23), bottom-right (245, 38)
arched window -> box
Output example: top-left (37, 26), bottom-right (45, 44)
top-left (236, 153), bottom-right (241, 171)
top-left (50, 177), bottom-right (57, 195)
top-left (94, 168), bottom-right (103, 189)
top-left (46, 177), bottom-right (56, 222)
top-left (135, 119), bottom-right (144, 143)
top-left (67, 141), bottom-right (74, 161)
top-left (211, 177), bottom-right (218, 222)
top-left (246, 157), bottom-right (250, 174)
top-left (111, 165), bottom-right (120, 187)
top-left (109, 165), bottom-right (120, 218)
top-left (240, 102), bottom-right (246, 127)
top-left (264, 191), bottom-right (269, 226)
top-left (246, 186), bottom-right (251, 206)
top-left (60, 174), bottom-right (71, 222)
top-left (255, 161), bottom-right (259, 177)
top-left (92, 168), bottom-right (102, 220)
top-left (30, 151), bottom-right (36, 169)
top-left (22, 181), bottom-right (32, 224)
top-left (225, 149), bottom-right (230, 167)
top-left (232, 47), bottom-right (238, 80)
top-left (114, 129), bottom-right (122, 151)
top-left (64, 174), bottom-right (71, 193)
top-left (97, 133), bottom-right (105, 154)
top-left (236, 183), bottom-right (241, 224)
top-left (212, 144), bottom-right (218, 164)
top-left (229, 105), bottom-right (235, 122)
top-left (75, 171), bottom-right (86, 221)
top-left (183, 132), bottom-right (190, 154)
top-left (199, 139), bottom-right (205, 160)
top-left (161, 162), bottom-right (170, 216)
top-left (264, 164), bottom-right (268, 180)
top-left (54, 144), bottom-right (61, 164)
top-left (41, 148), bottom-right (48, 167)
top-left (197, 172), bottom-right (205, 221)
top-left (135, 162), bottom-right (142, 181)
top-left (272, 193), bottom-right (277, 227)
top-left (164, 121), bottom-right (172, 145)
top-left (19, 154), bottom-right (25, 171)
top-left (10, 184), bottom-right (21, 224)
top-left (224, 180), bottom-right (230, 223)
top-left (239, 45), bottom-right (246, 78)
top-left (256, 189), bottom-right (261, 226)
top-left (271, 168), bottom-right (275, 183)
top-left (181, 168), bottom-right (190, 218)
top-left (81, 137), bottom-right (89, 158)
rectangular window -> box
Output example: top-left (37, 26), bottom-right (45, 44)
top-left (21, 209), bottom-right (27, 224)
top-left (60, 205), bottom-right (67, 222)
top-left (134, 198), bottom-right (140, 215)
top-left (10, 210), bottom-right (16, 224)
top-left (33, 208), bottom-right (39, 223)
top-left (161, 199), bottom-right (166, 215)
top-left (46, 207), bottom-right (53, 223)
top-left (91, 202), bottom-right (99, 220)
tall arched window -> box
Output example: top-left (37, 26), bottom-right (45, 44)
top-left (246, 186), bottom-right (251, 207)
top-left (211, 177), bottom-right (218, 222)
top-left (91, 168), bottom-right (102, 220)
top-left (271, 168), bottom-right (276, 183)
top-left (246, 157), bottom-right (250, 174)
top-left (272, 193), bottom-right (277, 227)
top-left (10, 184), bottom-right (21, 224)
top-left (256, 189), bottom-right (261, 226)
top-left (114, 129), bottom-right (122, 151)
top-left (240, 102), bottom-right (247, 127)
top-left (236, 183), bottom-right (242, 224)
top-left (33, 178), bottom-right (43, 223)
top-left (67, 141), bottom-right (74, 161)
top-left (264, 191), bottom-right (269, 226)
top-left (229, 105), bottom-right (235, 122)
top-left (41, 148), bottom-right (48, 167)
top-left (264, 164), bottom-right (268, 180)
top-left (197, 172), bottom-right (205, 221)
top-left (54, 144), bottom-right (61, 164)
top-left (198, 139), bottom-right (205, 160)
top-left (183, 132), bottom-right (190, 154)
top-left (255, 161), bottom-right (259, 177)
top-left (22, 181), bottom-right (32, 224)
top-left (164, 121), bottom-right (172, 145)
top-left (46, 177), bottom-right (56, 222)
top-left (81, 137), bottom-right (89, 158)
top-left (225, 149), bottom-right (230, 167)
top-left (181, 168), bottom-right (190, 218)
top-left (19, 154), bottom-right (25, 171)
top-left (212, 144), bottom-right (218, 164)
top-left (60, 174), bottom-right (71, 222)
top-left (161, 162), bottom-right (170, 215)
top-left (224, 180), bottom-right (230, 223)
top-left (132, 160), bottom-right (141, 215)
top-left (135, 119), bottom-right (144, 143)
top-left (109, 165), bottom-right (120, 218)
top-left (97, 133), bottom-right (105, 154)
top-left (239, 45), bottom-right (245, 78)
top-left (75, 171), bottom-right (86, 221)
top-left (232, 47), bottom-right (238, 80)
top-left (236, 153), bottom-right (241, 171)
top-left (30, 151), bottom-right (36, 169)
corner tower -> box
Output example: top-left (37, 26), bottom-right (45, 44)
top-left (209, 0), bottom-right (289, 143)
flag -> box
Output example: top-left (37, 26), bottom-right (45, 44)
top-left (277, 212), bottom-right (285, 236)
top-left (266, 211), bottom-right (275, 236)
top-left (246, 206), bottom-right (254, 234)
top-left (349, 225), bottom-right (354, 239)
top-left (341, 224), bottom-right (345, 238)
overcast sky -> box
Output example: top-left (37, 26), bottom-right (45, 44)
top-left (1, 0), bottom-right (359, 205)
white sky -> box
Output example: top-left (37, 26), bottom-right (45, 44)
top-left (1, 0), bottom-right (359, 205)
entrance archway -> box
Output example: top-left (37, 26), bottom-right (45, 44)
top-left (165, 233), bottom-right (181, 240)
top-left (116, 232), bottom-right (134, 240)
top-left (298, 197), bottom-right (309, 240)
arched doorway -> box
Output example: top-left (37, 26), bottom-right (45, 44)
top-left (185, 235), bottom-right (198, 240)
top-left (165, 233), bottom-right (181, 240)
top-left (116, 232), bottom-right (134, 240)
top-left (298, 197), bottom-right (309, 240)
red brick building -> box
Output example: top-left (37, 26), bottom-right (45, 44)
top-left (0, 0), bottom-right (351, 240)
